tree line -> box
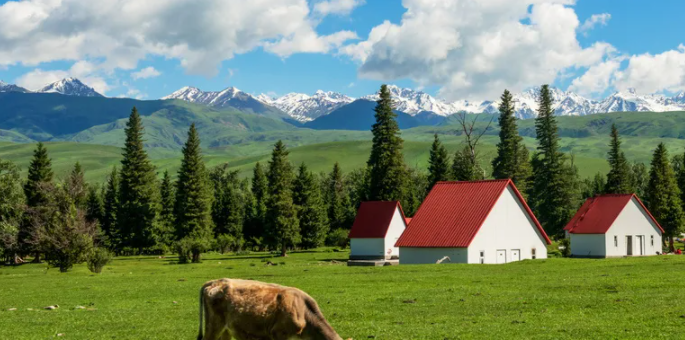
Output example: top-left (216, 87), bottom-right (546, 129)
top-left (1, 84), bottom-right (684, 270)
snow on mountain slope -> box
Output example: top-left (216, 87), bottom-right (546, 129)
top-left (37, 78), bottom-right (103, 97)
top-left (0, 81), bottom-right (30, 93)
top-left (259, 90), bottom-right (355, 122)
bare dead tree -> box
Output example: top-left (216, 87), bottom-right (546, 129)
top-left (456, 111), bottom-right (495, 166)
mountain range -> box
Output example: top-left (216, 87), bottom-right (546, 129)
top-left (0, 77), bottom-right (103, 97)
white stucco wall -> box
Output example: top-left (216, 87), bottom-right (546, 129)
top-left (570, 234), bottom-right (606, 257)
top-left (350, 207), bottom-right (406, 259)
top-left (604, 198), bottom-right (662, 257)
top-left (399, 247), bottom-right (467, 264)
top-left (467, 186), bottom-right (548, 264)
top-left (384, 208), bottom-right (406, 258)
top-left (399, 186), bottom-right (548, 264)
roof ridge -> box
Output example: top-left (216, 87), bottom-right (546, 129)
top-left (595, 193), bottom-right (634, 197)
top-left (435, 179), bottom-right (510, 185)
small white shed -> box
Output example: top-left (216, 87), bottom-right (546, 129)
top-left (565, 194), bottom-right (663, 258)
top-left (395, 180), bottom-right (551, 264)
top-left (349, 201), bottom-right (407, 260)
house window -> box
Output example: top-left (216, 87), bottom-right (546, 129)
top-left (531, 248), bottom-right (536, 260)
top-left (651, 235), bottom-right (654, 246)
top-left (614, 236), bottom-right (618, 247)
top-left (479, 251), bottom-right (485, 264)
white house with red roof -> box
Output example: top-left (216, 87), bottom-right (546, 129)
top-left (349, 201), bottom-right (408, 260)
top-left (564, 194), bottom-right (663, 258)
top-left (395, 179), bottom-right (551, 264)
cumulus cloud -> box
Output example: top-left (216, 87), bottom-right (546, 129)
top-left (131, 67), bottom-right (161, 80)
top-left (0, 0), bottom-right (359, 77)
top-left (340, 0), bottom-right (616, 100)
top-left (613, 45), bottom-right (685, 94)
top-left (568, 57), bottom-right (624, 96)
top-left (15, 61), bottom-right (110, 94)
top-left (579, 13), bottom-right (611, 34)
top-left (313, 0), bottom-right (365, 16)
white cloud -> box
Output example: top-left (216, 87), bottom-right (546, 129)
top-left (15, 61), bottom-right (110, 94)
top-left (340, 0), bottom-right (615, 101)
top-left (313, 0), bottom-right (365, 16)
top-left (614, 45), bottom-right (685, 94)
top-left (131, 66), bottom-right (161, 80)
top-left (569, 57), bottom-right (624, 96)
top-left (579, 13), bottom-right (611, 34)
top-left (0, 0), bottom-right (358, 77)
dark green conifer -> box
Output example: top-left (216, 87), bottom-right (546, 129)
top-left (265, 140), bottom-right (299, 256)
top-left (605, 124), bottom-right (632, 194)
top-left (367, 84), bottom-right (406, 201)
top-left (24, 142), bottom-right (53, 207)
top-left (326, 162), bottom-right (354, 230)
top-left (293, 163), bottom-right (328, 249)
top-left (117, 107), bottom-right (159, 252)
top-left (102, 167), bottom-right (119, 249)
top-left (647, 143), bottom-right (684, 251)
top-left (492, 89), bottom-right (531, 192)
top-left (174, 123), bottom-right (213, 262)
top-left (427, 134), bottom-right (450, 189)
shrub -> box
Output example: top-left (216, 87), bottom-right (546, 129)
top-left (327, 228), bottom-right (349, 249)
top-left (559, 238), bottom-right (571, 257)
top-left (87, 247), bottom-right (113, 274)
top-left (175, 237), bottom-right (210, 263)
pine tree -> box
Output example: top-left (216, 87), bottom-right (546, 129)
top-left (210, 164), bottom-right (246, 240)
top-left (647, 143), bottom-right (684, 252)
top-left (65, 162), bottom-right (87, 209)
top-left (293, 163), bottom-right (328, 249)
top-left (117, 107), bottom-right (159, 253)
top-left (174, 123), bottom-right (213, 262)
top-left (367, 84), bottom-right (406, 201)
top-left (326, 162), bottom-right (354, 230)
top-left (427, 134), bottom-right (450, 189)
top-left (452, 146), bottom-right (484, 181)
top-left (630, 162), bottom-right (649, 199)
top-left (605, 124), bottom-right (632, 194)
top-left (155, 170), bottom-right (175, 251)
top-left (492, 89), bottom-right (531, 192)
top-left (102, 167), bottom-right (119, 250)
top-left (246, 162), bottom-right (268, 243)
top-left (85, 184), bottom-right (104, 224)
top-left (24, 142), bottom-right (53, 207)
top-left (265, 140), bottom-right (299, 256)
top-left (530, 85), bottom-right (579, 237)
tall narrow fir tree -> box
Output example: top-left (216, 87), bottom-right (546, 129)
top-left (266, 140), bottom-right (300, 256)
top-left (492, 89), bottom-right (531, 193)
top-left (605, 124), bottom-right (632, 194)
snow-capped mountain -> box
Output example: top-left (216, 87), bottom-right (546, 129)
top-left (258, 90), bottom-right (355, 122)
top-left (362, 85), bottom-right (464, 116)
top-left (0, 81), bottom-right (29, 93)
top-left (37, 78), bottom-right (103, 97)
top-left (163, 86), bottom-right (281, 116)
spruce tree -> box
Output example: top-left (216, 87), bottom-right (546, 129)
top-left (530, 85), bottom-right (579, 237)
top-left (492, 89), bottom-right (531, 192)
top-left (293, 163), bottom-right (328, 249)
top-left (85, 184), bottom-right (104, 224)
top-left (65, 162), bottom-right (87, 209)
top-left (265, 140), bottom-right (299, 256)
top-left (605, 124), bottom-right (632, 194)
top-left (327, 162), bottom-right (354, 230)
top-left (367, 84), bottom-right (406, 201)
top-left (102, 167), bottom-right (119, 250)
top-left (246, 162), bottom-right (268, 243)
top-left (630, 162), bottom-right (649, 199)
top-left (174, 123), bottom-right (213, 262)
top-left (210, 164), bottom-right (246, 240)
top-left (155, 170), bottom-right (175, 250)
top-left (117, 107), bottom-right (159, 253)
top-left (452, 146), bottom-right (484, 181)
top-left (24, 142), bottom-right (53, 207)
top-left (647, 143), bottom-right (684, 251)
top-left (427, 134), bottom-right (450, 189)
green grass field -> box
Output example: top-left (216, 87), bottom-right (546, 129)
top-left (2, 251), bottom-right (685, 339)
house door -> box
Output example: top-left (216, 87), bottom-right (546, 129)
top-left (637, 236), bottom-right (644, 255)
top-left (626, 236), bottom-right (633, 256)
top-left (510, 249), bottom-right (520, 262)
top-left (496, 250), bottom-right (506, 264)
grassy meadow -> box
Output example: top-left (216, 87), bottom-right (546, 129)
top-left (2, 132), bottom-right (685, 182)
top-left (2, 251), bottom-right (685, 339)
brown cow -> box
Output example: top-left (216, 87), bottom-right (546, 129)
top-left (197, 278), bottom-right (344, 340)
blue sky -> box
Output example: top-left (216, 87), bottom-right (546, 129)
top-left (1, 0), bottom-right (684, 101)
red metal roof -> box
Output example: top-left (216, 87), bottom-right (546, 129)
top-left (564, 194), bottom-right (664, 234)
top-left (395, 179), bottom-right (550, 248)
top-left (405, 217), bottom-right (412, 225)
top-left (349, 201), bottom-right (406, 239)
